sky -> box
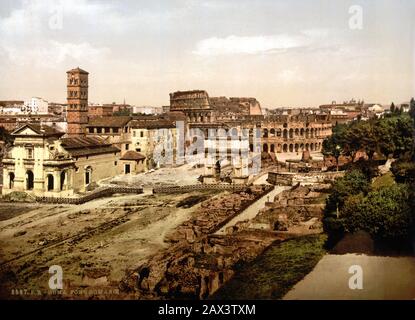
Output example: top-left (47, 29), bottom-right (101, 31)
top-left (0, 0), bottom-right (414, 108)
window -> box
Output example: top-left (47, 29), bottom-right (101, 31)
top-left (88, 128), bottom-right (94, 133)
top-left (133, 131), bottom-right (136, 137)
top-left (114, 161), bottom-right (117, 166)
top-left (105, 127), bottom-right (110, 133)
top-left (125, 144), bottom-right (129, 151)
top-left (124, 127), bottom-right (128, 133)
top-left (113, 128), bottom-right (119, 133)
top-left (26, 148), bottom-right (33, 159)
top-left (140, 131), bottom-right (144, 137)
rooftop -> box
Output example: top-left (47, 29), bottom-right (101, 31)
top-left (86, 116), bottom-right (131, 128)
top-left (120, 150), bottom-right (146, 161)
top-left (60, 136), bottom-right (120, 157)
top-left (66, 67), bottom-right (89, 75)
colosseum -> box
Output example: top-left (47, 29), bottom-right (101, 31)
top-left (169, 90), bottom-right (332, 154)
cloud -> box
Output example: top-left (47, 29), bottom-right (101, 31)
top-left (192, 29), bottom-right (330, 56)
top-left (1, 40), bottom-right (109, 67)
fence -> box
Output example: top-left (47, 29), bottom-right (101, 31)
top-left (152, 184), bottom-right (251, 194)
top-left (35, 186), bottom-right (143, 204)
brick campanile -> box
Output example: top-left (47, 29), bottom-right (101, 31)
top-left (66, 67), bottom-right (89, 136)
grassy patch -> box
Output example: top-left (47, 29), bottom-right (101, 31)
top-left (372, 172), bottom-right (395, 190)
top-left (211, 234), bottom-right (327, 300)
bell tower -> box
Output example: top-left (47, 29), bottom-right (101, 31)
top-left (66, 67), bottom-right (89, 136)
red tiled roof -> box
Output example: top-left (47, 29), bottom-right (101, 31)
top-left (129, 119), bottom-right (176, 129)
top-left (87, 116), bottom-right (131, 128)
top-left (60, 136), bottom-right (120, 157)
top-left (67, 67), bottom-right (89, 74)
top-left (120, 151), bottom-right (146, 161)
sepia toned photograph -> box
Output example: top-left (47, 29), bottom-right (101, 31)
top-left (0, 0), bottom-right (414, 313)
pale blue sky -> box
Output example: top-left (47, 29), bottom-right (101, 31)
top-left (0, 0), bottom-right (414, 107)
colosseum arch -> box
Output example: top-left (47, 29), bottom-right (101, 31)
top-left (305, 143), bottom-right (309, 151)
top-left (270, 144), bottom-right (275, 152)
top-left (300, 143), bottom-right (304, 151)
top-left (295, 143), bottom-right (299, 152)
top-left (270, 128), bottom-right (275, 137)
top-left (263, 128), bottom-right (268, 138)
top-left (283, 129), bottom-right (288, 139)
top-left (263, 144), bottom-right (268, 152)
top-left (289, 129), bottom-right (294, 139)
top-left (300, 128), bottom-right (304, 136)
top-left (289, 144), bottom-right (294, 152)
top-left (283, 144), bottom-right (288, 152)
top-left (295, 128), bottom-right (299, 136)
top-left (310, 143), bottom-right (314, 151)
top-left (305, 128), bottom-right (310, 138)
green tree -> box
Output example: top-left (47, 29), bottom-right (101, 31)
top-left (341, 184), bottom-right (412, 239)
top-left (409, 97), bottom-right (415, 120)
top-left (390, 102), bottom-right (396, 113)
top-left (322, 124), bottom-right (347, 171)
top-left (323, 170), bottom-right (371, 244)
top-left (324, 170), bottom-right (370, 215)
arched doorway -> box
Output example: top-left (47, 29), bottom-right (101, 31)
top-left (283, 144), bottom-right (288, 152)
top-left (26, 170), bottom-right (34, 190)
top-left (270, 144), bottom-right (275, 152)
top-left (8, 172), bottom-right (15, 189)
top-left (289, 144), bottom-right (294, 152)
top-left (47, 174), bottom-right (54, 191)
top-left (85, 166), bottom-right (92, 186)
top-left (263, 144), bottom-right (268, 152)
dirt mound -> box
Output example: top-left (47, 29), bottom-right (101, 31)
top-left (1, 191), bottom-right (36, 203)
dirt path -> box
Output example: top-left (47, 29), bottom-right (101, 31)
top-left (215, 185), bottom-right (287, 235)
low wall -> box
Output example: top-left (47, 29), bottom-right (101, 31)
top-left (267, 171), bottom-right (345, 186)
top-left (152, 184), bottom-right (250, 194)
top-left (35, 186), bottom-right (143, 204)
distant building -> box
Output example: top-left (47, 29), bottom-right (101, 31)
top-left (132, 106), bottom-right (163, 115)
top-left (22, 97), bottom-right (49, 114)
top-left (0, 101), bottom-right (24, 115)
top-left (88, 104), bottom-right (114, 118)
top-left (85, 116), bottom-right (132, 154)
top-left (128, 118), bottom-right (177, 170)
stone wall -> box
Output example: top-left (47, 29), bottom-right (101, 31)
top-left (35, 186), bottom-right (143, 204)
top-left (267, 171), bottom-right (345, 186)
top-left (153, 184), bottom-right (250, 194)
top-left (120, 185), bottom-right (278, 299)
